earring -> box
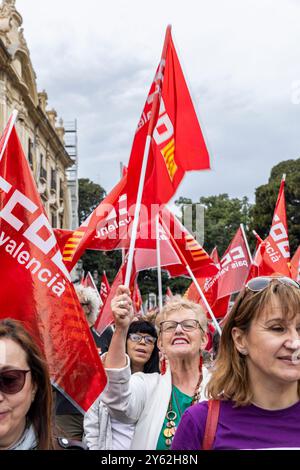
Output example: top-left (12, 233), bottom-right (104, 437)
top-left (199, 355), bottom-right (203, 372)
top-left (240, 349), bottom-right (248, 356)
top-left (160, 357), bottom-right (167, 375)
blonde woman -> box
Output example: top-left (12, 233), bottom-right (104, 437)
top-left (100, 286), bottom-right (209, 450)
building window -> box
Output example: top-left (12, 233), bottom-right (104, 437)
top-left (59, 179), bottom-right (64, 201)
top-left (51, 211), bottom-right (57, 228)
top-left (40, 154), bottom-right (47, 181)
top-left (59, 213), bottom-right (64, 229)
top-left (28, 138), bottom-right (33, 169)
top-left (51, 168), bottom-right (57, 191)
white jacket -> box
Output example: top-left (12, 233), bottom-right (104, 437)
top-left (84, 400), bottom-right (113, 450)
top-left (100, 355), bottom-right (210, 450)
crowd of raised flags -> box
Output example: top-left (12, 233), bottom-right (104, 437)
top-left (0, 25), bottom-right (298, 413)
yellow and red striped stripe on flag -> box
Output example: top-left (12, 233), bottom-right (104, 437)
top-left (161, 138), bottom-right (177, 181)
top-left (185, 234), bottom-right (210, 261)
top-left (63, 231), bottom-right (85, 262)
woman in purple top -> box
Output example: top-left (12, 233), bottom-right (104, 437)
top-left (172, 276), bottom-right (300, 450)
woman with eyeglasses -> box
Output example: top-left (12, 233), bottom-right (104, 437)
top-left (83, 318), bottom-right (159, 450)
top-left (98, 286), bottom-right (209, 450)
top-left (0, 319), bottom-right (53, 450)
top-left (172, 276), bottom-right (300, 450)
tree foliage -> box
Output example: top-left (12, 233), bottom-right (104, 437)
top-left (250, 159), bottom-right (300, 255)
top-left (78, 178), bottom-right (106, 224)
top-left (176, 194), bottom-right (252, 256)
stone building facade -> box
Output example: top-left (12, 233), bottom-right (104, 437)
top-left (0, 0), bottom-right (73, 228)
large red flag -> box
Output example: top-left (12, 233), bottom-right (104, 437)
top-left (291, 246), bottom-right (300, 282)
top-left (253, 177), bottom-right (291, 276)
top-left (61, 173), bottom-right (128, 271)
top-left (0, 120), bottom-right (106, 412)
top-left (217, 226), bottom-right (252, 298)
top-left (127, 26), bottom-right (210, 209)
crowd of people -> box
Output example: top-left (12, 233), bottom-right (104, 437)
top-left (0, 275), bottom-right (300, 450)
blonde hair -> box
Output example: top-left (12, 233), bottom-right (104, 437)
top-left (207, 280), bottom-right (300, 406)
top-left (156, 295), bottom-right (207, 333)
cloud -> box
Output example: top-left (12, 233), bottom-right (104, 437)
top-left (17, 0), bottom-right (300, 202)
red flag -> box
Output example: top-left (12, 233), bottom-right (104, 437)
top-left (94, 258), bottom-right (136, 335)
top-left (133, 280), bottom-right (143, 316)
top-left (166, 286), bottom-right (173, 299)
top-left (82, 271), bottom-right (97, 290)
top-left (185, 248), bottom-right (229, 319)
top-left (127, 26), bottom-right (210, 209)
top-left (0, 120), bottom-right (106, 412)
top-left (217, 226), bottom-right (252, 298)
top-left (159, 211), bottom-right (218, 278)
top-left (291, 246), bottom-right (300, 282)
top-left (100, 271), bottom-right (110, 303)
top-left (253, 177), bottom-right (291, 276)
top-left (61, 173), bottom-right (128, 271)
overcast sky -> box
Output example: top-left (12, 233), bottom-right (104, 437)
top-left (18, 0), bottom-right (300, 204)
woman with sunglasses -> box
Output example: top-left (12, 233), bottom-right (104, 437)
top-left (172, 276), bottom-right (300, 450)
top-left (98, 286), bottom-right (208, 450)
top-left (83, 318), bottom-right (159, 450)
top-left (0, 319), bottom-right (53, 450)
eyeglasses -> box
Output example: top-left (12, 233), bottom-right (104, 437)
top-left (246, 276), bottom-right (300, 293)
top-left (128, 333), bottom-right (156, 345)
top-left (160, 319), bottom-right (203, 333)
top-left (0, 369), bottom-right (31, 394)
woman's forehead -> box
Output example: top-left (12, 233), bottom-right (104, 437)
top-left (166, 308), bottom-right (197, 321)
top-left (0, 337), bottom-right (28, 369)
top-left (257, 297), bottom-right (300, 322)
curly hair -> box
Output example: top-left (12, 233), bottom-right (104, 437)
top-left (74, 285), bottom-right (101, 325)
top-left (156, 295), bottom-right (207, 334)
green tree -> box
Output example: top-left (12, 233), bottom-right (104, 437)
top-left (251, 159), bottom-right (300, 254)
top-left (176, 194), bottom-right (252, 256)
top-left (78, 178), bottom-right (106, 224)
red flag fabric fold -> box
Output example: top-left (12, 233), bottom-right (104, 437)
top-left (0, 121), bottom-right (106, 412)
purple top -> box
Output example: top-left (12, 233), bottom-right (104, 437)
top-left (171, 399), bottom-right (300, 450)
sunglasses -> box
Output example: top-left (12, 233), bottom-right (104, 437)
top-left (0, 369), bottom-right (31, 394)
top-left (128, 333), bottom-right (156, 345)
top-left (246, 276), bottom-right (300, 292)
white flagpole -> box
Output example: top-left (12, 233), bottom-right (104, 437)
top-left (124, 135), bottom-right (152, 287)
top-left (0, 109), bottom-right (18, 162)
top-left (240, 223), bottom-right (253, 264)
top-left (124, 26), bottom-right (171, 288)
top-left (156, 214), bottom-right (163, 310)
top-left (186, 264), bottom-right (222, 336)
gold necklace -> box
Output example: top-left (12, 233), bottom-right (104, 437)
top-left (163, 372), bottom-right (203, 447)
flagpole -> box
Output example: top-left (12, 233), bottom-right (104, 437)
top-left (159, 216), bottom-right (222, 336)
top-left (124, 135), bottom-right (151, 287)
top-left (240, 223), bottom-right (253, 264)
top-left (156, 214), bottom-right (163, 310)
top-left (186, 265), bottom-right (222, 336)
top-left (124, 26), bottom-right (172, 288)
top-left (120, 162), bottom-right (126, 265)
top-left (0, 109), bottom-right (18, 162)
